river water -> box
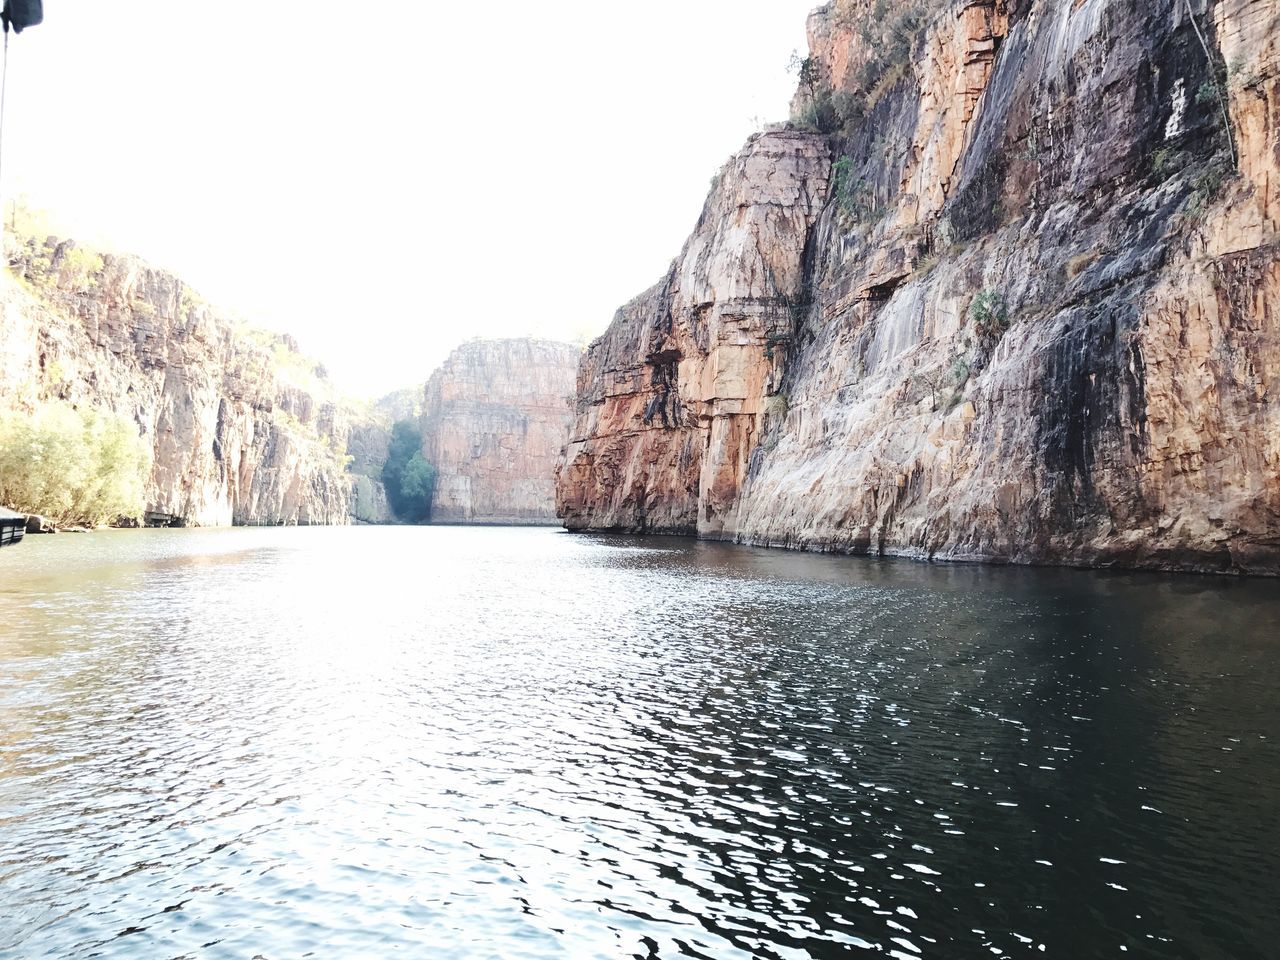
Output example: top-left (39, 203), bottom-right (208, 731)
top-left (0, 527), bottom-right (1277, 959)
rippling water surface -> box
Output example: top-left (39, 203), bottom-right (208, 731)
top-left (1, 527), bottom-right (1278, 959)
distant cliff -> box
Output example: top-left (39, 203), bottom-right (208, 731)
top-left (558, 0), bottom-right (1280, 575)
top-left (0, 237), bottom-right (393, 526)
top-left (422, 340), bottom-right (579, 524)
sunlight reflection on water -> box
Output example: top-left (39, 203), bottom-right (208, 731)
top-left (0, 526), bottom-right (1278, 958)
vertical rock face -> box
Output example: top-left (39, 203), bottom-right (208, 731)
top-left (558, 0), bottom-right (1280, 575)
top-left (0, 244), bottom-right (393, 526)
top-left (556, 131), bottom-right (832, 534)
top-left (422, 339), bottom-right (579, 524)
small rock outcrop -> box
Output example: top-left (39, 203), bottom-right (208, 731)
top-left (0, 243), bottom-right (393, 526)
top-left (24, 514), bottom-right (55, 535)
top-left (422, 340), bottom-right (579, 524)
top-left (557, 0), bottom-right (1280, 575)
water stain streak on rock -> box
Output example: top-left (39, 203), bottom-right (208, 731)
top-left (557, 0), bottom-right (1280, 575)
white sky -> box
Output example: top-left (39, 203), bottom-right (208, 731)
top-left (3, 1), bottom-right (816, 397)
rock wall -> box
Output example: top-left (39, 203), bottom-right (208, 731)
top-left (557, 131), bottom-right (832, 534)
top-left (558, 0), bottom-right (1280, 575)
top-left (422, 340), bottom-right (579, 524)
top-left (0, 242), bottom-right (393, 526)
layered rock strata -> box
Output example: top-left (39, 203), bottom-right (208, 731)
top-left (422, 340), bottom-right (578, 523)
top-left (558, 0), bottom-right (1280, 575)
top-left (0, 242), bottom-right (392, 526)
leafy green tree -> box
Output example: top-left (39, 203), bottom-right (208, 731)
top-left (397, 454), bottom-right (437, 523)
top-left (381, 419), bottom-right (435, 523)
top-left (0, 402), bottom-right (150, 525)
top-left (788, 51), bottom-right (822, 101)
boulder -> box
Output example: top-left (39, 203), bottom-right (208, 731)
top-left (24, 515), bottom-right (56, 534)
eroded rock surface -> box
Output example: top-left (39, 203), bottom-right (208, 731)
top-left (558, 0), bottom-right (1280, 575)
top-left (0, 247), bottom-right (393, 526)
top-left (423, 340), bottom-right (578, 524)
top-left (557, 130), bottom-right (832, 534)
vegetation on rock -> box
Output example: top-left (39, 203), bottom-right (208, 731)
top-left (829, 156), bottom-right (879, 223)
top-left (792, 0), bottom-right (950, 134)
top-left (381, 419), bottom-right (436, 523)
top-left (0, 200), bottom-right (400, 527)
top-left (838, 0), bottom-right (948, 97)
top-left (969, 289), bottom-right (1009, 341)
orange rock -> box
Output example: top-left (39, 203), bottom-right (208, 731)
top-left (424, 340), bottom-right (579, 524)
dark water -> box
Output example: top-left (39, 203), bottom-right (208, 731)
top-left (0, 528), bottom-right (1277, 959)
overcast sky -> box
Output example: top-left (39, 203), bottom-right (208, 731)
top-left (3, 1), bottom-right (816, 396)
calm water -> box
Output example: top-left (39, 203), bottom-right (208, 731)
top-left (0, 528), bottom-right (1277, 959)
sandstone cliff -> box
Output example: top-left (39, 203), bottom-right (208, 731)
top-left (423, 339), bottom-right (578, 524)
top-left (0, 238), bottom-right (393, 526)
top-left (558, 0), bottom-right (1280, 575)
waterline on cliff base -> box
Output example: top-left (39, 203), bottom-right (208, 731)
top-left (1, 527), bottom-right (1277, 958)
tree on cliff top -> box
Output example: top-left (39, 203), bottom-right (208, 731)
top-left (382, 419), bottom-right (436, 524)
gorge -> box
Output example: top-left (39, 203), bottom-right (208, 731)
top-left (555, 0), bottom-right (1280, 576)
top-left (0, 230), bottom-right (578, 529)
top-left (3, 4), bottom-right (1279, 958)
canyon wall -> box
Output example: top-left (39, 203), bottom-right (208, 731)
top-left (0, 240), bottom-right (392, 526)
top-left (557, 0), bottom-right (1280, 575)
top-left (422, 339), bottom-right (578, 524)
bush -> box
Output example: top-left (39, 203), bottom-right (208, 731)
top-left (0, 402), bottom-right (151, 526)
top-left (381, 419), bottom-right (436, 523)
top-left (970, 289), bottom-right (1010, 340)
top-left (1065, 253), bottom-right (1096, 280)
top-left (845, 0), bottom-right (948, 101)
top-left (1194, 79), bottom-right (1218, 107)
top-left (1186, 163), bottom-right (1229, 220)
top-left (58, 246), bottom-right (104, 291)
top-left (830, 156), bottom-right (880, 222)
top-left (793, 94), bottom-right (842, 134)
top-left (1153, 147), bottom-right (1187, 179)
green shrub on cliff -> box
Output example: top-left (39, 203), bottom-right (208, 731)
top-left (0, 402), bottom-right (150, 526)
top-left (830, 157), bottom-right (880, 222)
top-left (381, 419), bottom-right (436, 523)
top-left (970, 289), bottom-right (1009, 340)
top-left (789, 52), bottom-right (843, 134)
top-left (57, 246), bottom-right (104, 292)
top-left (814, 0), bottom-right (948, 126)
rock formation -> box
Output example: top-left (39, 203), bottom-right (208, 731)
top-left (0, 240), bottom-right (393, 526)
top-left (557, 0), bottom-right (1280, 575)
top-left (422, 340), bottom-right (579, 524)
